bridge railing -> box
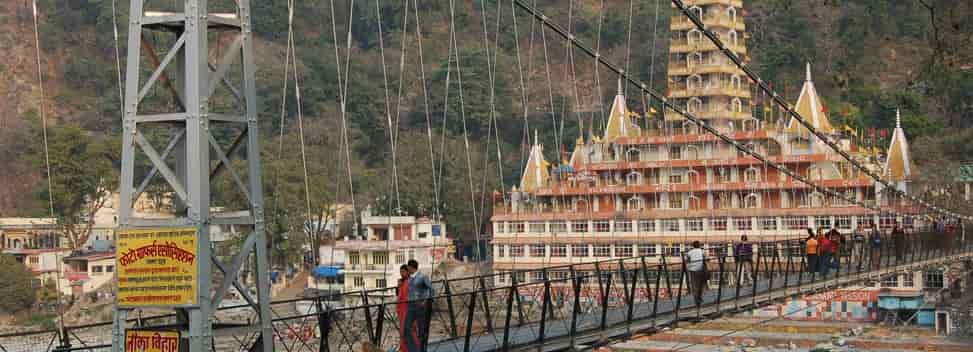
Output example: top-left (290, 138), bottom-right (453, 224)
top-left (2, 225), bottom-right (969, 352)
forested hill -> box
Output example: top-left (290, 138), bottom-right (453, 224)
top-left (1, 1), bottom-right (971, 244)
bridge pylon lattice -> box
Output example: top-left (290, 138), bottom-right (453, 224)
top-left (112, 0), bottom-right (272, 351)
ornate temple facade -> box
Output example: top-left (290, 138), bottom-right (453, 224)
top-left (489, 0), bottom-right (919, 284)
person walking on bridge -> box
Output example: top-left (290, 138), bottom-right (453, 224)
top-left (804, 229), bottom-right (818, 273)
top-left (397, 265), bottom-right (418, 352)
top-left (817, 230), bottom-right (832, 277)
top-left (404, 259), bottom-right (434, 352)
top-left (686, 241), bottom-right (707, 306)
top-left (734, 235), bottom-right (754, 284)
top-left (869, 225), bottom-right (882, 269)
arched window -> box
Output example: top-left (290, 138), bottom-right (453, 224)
top-left (687, 29), bottom-right (703, 45)
top-left (627, 196), bottom-right (645, 212)
top-left (574, 198), bottom-right (590, 212)
top-left (687, 169), bottom-right (702, 184)
top-left (690, 6), bottom-right (703, 20)
top-left (730, 98), bottom-right (743, 112)
top-left (687, 98), bottom-right (703, 114)
top-left (730, 75), bottom-right (742, 90)
top-left (744, 193), bottom-right (760, 209)
top-left (727, 6), bottom-right (737, 23)
top-left (12, 239), bottom-right (21, 249)
top-left (687, 52), bottom-right (703, 67)
top-left (714, 192), bottom-right (731, 209)
top-left (744, 167), bottom-right (760, 183)
top-left (626, 171), bottom-right (643, 186)
top-left (685, 145), bottom-right (700, 160)
top-left (687, 74), bottom-right (703, 90)
top-left (743, 118), bottom-right (759, 132)
top-left (728, 30), bottom-right (739, 46)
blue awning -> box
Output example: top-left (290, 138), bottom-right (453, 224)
top-left (313, 265), bottom-right (342, 278)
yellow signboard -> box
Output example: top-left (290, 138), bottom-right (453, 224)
top-left (117, 227), bottom-right (198, 307)
top-left (124, 330), bottom-right (181, 352)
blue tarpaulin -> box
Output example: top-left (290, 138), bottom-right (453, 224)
top-left (313, 266), bottom-right (342, 278)
top-left (432, 225), bottom-right (441, 237)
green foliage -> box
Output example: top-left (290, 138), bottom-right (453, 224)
top-left (0, 255), bottom-right (36, 314)
top-left (27, 121), bottom-right (117, 249)
top-left (14, 0), bottom-right (973, 250)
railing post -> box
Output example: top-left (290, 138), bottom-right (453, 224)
top-left (797, 250), bottom-right (806, 294)
top-left (538, 269), bottom-right (552, 345)
top-left (751, 248), bottom-right (761, 308)
top-left (769, 244), bottom-right (780, 301)
top-left (568, 266), bottom-right (582, 349)
top-left (54, 325), bottom-right (71, 352)
top-left (733, 251), bottom-right (743, 311)
top-left (783, 243), bottom-right (793, 292)
top-left (715, 252), bottom-right (726, 315)
top-left (622, 259), bottom-right (637, 330)
top-left (673, 257), bottom-right (687, 325)
top-left (360, 291), bottom-right (375, 343)
top-left (501, 275), bottom-right (516, 351)
top-left (596, 262), bottom-right (611, 330)
top-left (443, 280), bottom-right (458, 338)
top-left (640, 257), bottom-right (653, 319)
top-left (462, 292), bottom-right (477, 352)
top-left (651, 262), bottom-right (664, 328)
top-left (373, 303), bottom-right (385, 347)
top-left (514, 272), bottom-right (526, 325)
top-left (316, 298), bottom-right (331, 352)
top-left (420, 296), bottom-right (434, 352)
top-left (478, 276), bottom-right (494, 332)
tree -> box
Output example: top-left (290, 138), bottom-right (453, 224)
top-left (0, 254), bottom-right (37, 313)
top-left (28, 122), bottom-right (118, 250)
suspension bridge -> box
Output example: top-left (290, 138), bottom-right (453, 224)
top-left (4, 0), bottom-right (972, 351)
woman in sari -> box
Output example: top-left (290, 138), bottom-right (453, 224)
top-left (397, 265), bottom-right (417, 351)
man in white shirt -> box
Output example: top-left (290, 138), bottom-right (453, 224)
top-left (685, 241), bottom-right (707, 306)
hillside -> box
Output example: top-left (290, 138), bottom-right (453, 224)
top-left (2, 0), bottom-right (972, 243)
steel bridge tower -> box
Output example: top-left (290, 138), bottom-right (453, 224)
top-left (112, 0), bottom-right (273, 351)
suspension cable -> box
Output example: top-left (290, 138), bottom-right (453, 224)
top-left (30, 0), bottom-right (65, 335)
top-left (328, 0), bottom-right (361, 237)
top-left (447, 0), bottom-right (484, 262)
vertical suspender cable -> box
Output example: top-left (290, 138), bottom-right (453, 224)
top-left (30, 0), bottom-right (65, 335)
top-left (328, 0), bottom-right (360, 238)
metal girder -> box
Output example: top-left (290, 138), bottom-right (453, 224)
top-left (114, 1), bottom-right (272, 352)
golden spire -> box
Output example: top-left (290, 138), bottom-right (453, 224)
top-left (883, 109), bottom-right (915, 182)
top-left (520, 129), bottom-right (550, 192)
top-left (785, 63), bottom-right (836, 135)
top-left (603, 78), bottom-right (641, 141)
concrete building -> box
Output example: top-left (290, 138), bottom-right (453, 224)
top-left (335, 207), bottom-right (452, 294)
top-left (490, 0), bottom-right (923, 290)
top-left (61, 251), bottom-right (115, 297)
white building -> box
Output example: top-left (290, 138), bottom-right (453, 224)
top-left (335, 208), bottom-right (452, 294)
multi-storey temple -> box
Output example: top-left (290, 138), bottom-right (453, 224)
top-left (490, 0), bottom-right (918, 283)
